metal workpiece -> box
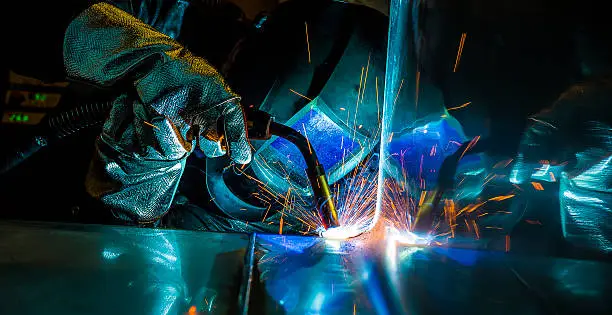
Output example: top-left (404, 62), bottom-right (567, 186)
top-left (308, 164), bottom-right (340, 229)
top-left (1, 222), bottom-right (611, 315)
top-left (238, 233), bottom-right (257, 315)
top-left (249, 233), bottom-right (612, 315)
top-left (0, 221), bottom-right (251, 315)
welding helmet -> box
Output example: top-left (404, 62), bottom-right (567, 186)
top-left (205, 0), bottom-right (388, 221)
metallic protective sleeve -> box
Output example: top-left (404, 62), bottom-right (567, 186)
top-left (65, 2), bottom-right (251, 224)
top-left (560, 122), bottom-right (612, 254)
top-left (512, 79), bottom-right (612, 254)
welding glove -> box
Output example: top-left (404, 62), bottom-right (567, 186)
top-left (510, 78), bottom-right (612, 254)
top-left (65, 2), bottom-right (251, 224)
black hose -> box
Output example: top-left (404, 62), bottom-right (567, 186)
top-left (268, 121), bottom-right (320, 171)
top-left (0, 101), bottom-right (113, 175)
top-left (47, 101), bottom-right (113, 139)
top-left (268, 121), bottom-right (339, 229)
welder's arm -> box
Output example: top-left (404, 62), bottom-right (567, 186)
top-left (65, 2), bottom-right (251, 224)
top-left (510, 80), bottom-right (612, 184)
top-left (510, 80), bottom-right (612, 254)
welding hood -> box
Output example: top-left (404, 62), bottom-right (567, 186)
top-left (206, 0), bottom-right (389, 221)
top-left (208, 0), bottom-right (485, 222)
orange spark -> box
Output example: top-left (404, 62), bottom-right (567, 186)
top-left (459, 135), bottom-right (480, 161)
top-left (418, 190), bottom-right (427, 206)
top-left (444, 199), bottom-right (456, 238)
top-left (261, 205), bottom-right (272, 222)
top-left (279, 217), bottom-right (284, 234)
top-left (289, 89), bottom-right (312, 101)
top-left (357, 66), bottom-right (365, 104)
top-left (188, 306), bottom-right (197, 315)
top-left (361, 53), bottom-right (371, 102)
top-left (472, 220), bottom-right (480, 239)
top-left (493, 158), bottom-right (514, 168)
top-left (415, 71), bottom-right (420, 110)
top-left (143, 121), bottom-right (159, 129)
top-left (388, 132), bottom-right (394, 143)
top-left (457, 202), bottom-right (485, 216)
top-left (531, 182), bottom-right (544, 191)
top-left (305, 22), bottom-right (311, 64)
top-left (488, 194), bottom-right (515, 202)
top-left (446, 101), bottom-right (471, 111)
top-left (453, 33), bottom-right (467, 72)
top-left (549, 172), bottom-right (556, 182)
top-left (354, 303), bottom-right (357, 315)
top-left (393, 79), bottom-right (404, 106)
top-left (505, 235), bottom-right (511, 252)
top-left (429, 144), bottom-right (437, 156)
top-left (525, 219), bottom-right (543, 225)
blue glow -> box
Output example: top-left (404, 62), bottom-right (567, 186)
top-left (311, 292), bottom-right (325, 313)
top-left (269, 107), bottom-right (361, 171)
top-left (377, 0), bottom-right (411, 228)
top-left (431, 247), bottom-right (481, 267)
top-left (257, 234), bottom-right (320, 254)
top-left (255, 16), bottom-right (268, 29)
top-left (562, 190), bottom-right (604, 204)
top-left (387, 118), bottom-right (475, 189)
top-left (253, 98), bottom-right (376, 197)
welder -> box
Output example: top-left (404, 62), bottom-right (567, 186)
top-left (2, 0), bottom-right (390, 233)
top-left (509, 23), bottom-right (612, 255)
top-left (412, 0), bottom-right (612, 255)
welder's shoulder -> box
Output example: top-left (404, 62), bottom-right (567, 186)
top-left (551, 78), bottom-right (612, 123)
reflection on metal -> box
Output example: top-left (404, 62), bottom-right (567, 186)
top-left (251, 233), bottom-right (612, 315)
top-left (238, 233), bottom-right (257, 315)
top-left (1, 222), bottom-right (610, 315)
top-left (0, 222), bottom-right (250, 315)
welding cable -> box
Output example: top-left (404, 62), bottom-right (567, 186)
top-left (216, 109), bottom-right (339, 229)
top-left (267, 121), bottom-right (339, 229)
top-left (47, 101), bottom-right (114, 139)
top-left (0, 101), bottom-right (113, 175)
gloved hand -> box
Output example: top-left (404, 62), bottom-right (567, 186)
top-left (64, 3), bottom-right (250, 224)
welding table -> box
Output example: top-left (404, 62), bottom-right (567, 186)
top-left (0, 221), bottom-right (610, 315)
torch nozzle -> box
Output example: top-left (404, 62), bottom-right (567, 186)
top-left (217, 109), bottom-right (339, 229)
top-left (241, 112), bottom-right (338, 229)
top-left (307, 164), bottom-right (340, 229)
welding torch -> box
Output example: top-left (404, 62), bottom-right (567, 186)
top-left (218, 109), bottom-right (340, 229)
top-left (0, 102), bottom-right (339, 229)
top-left (413, 136), bottom-right (486, 233)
